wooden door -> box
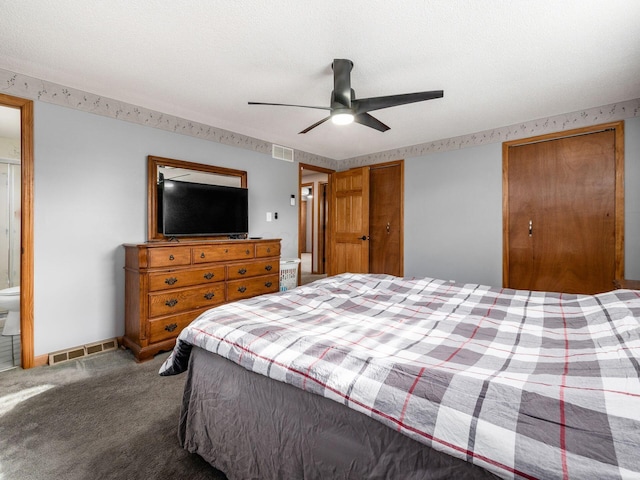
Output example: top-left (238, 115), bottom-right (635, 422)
top-left (504, 124), bottom-right (623, 294)
top-left (369, 162), bottom-right (403, 276)
top-left (317, 182), bottom-right (328, 274)
top-left (329, 167), bottom-right (370, 275)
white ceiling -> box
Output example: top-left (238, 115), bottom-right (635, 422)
top-left (1, 1), bottom-right (639, 160)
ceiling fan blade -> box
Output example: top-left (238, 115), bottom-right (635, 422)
top-left (353, 90), bottom-right (444, 114)
top-left (353, 113), bottom-right (390, 132)
top-left (331, 59), bottom-right (354, 108)
top-left (299, 116), bottom-right (331, 134)
top-left (248, 101), bottom-right (330, 111)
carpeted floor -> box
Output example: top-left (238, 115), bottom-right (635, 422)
top-left (0, 348), bottom-right (227, 480)
top-left (300, 253), bottom-right (327, 286)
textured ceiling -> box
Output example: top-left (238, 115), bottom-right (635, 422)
top-left (1, 1), bottom-right (639, 160)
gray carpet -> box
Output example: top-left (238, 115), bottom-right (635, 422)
top-left (300, 273), bottom-right (327, 286)
top-left (0, 348), bottom-right (227, 479)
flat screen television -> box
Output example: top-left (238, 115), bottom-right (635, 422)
top-left (159, 179), bottom-right (249, 237)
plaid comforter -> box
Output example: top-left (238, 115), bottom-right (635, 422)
top-left (160, 273), bottom-right (640, 479)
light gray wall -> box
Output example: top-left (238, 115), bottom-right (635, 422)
top-left (405, 143), bottom-right (503, 285)
top-left (33, 102), bottom-right (299, 355)
top-left (405, 116), bottom-right (640, 286)
top-left (625, 116), bottom-right (640, 280)
top-left (30, 99), bottom-right (640, 355)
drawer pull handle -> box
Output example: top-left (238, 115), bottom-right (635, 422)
top-left (165, 299), bottom-right (178, 307)
top-left (225, 249), bottom-right (228, 253)
top-left (245, 249), bottom-right (250, 255)
top-left (265, 265), bottom-right (272, 271)
top-left (169, 254), bottom-right (175, 261)
top-left (200, 252), bottom-right (206, 259)
top-left (204, 292), bottom-right (215, 300)
top-left (164, 323), bottom-right (178, 332)
top-left (267, 248), bottom-right (271, 253)
top-left (265, 281), bottom-right (272, 288)
top-left (203, 272), bottom-right (214, 280)
top-left (238, 268), bottom-right (247, 275)
top-left (237, 286), bottom-right (247, 293)
top-left (165, 277), bottom-right (178, 286)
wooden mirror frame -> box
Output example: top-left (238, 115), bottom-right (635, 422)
top-left (147, 155), bottom-right (248, 241)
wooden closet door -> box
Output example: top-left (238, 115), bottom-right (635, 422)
top-left (369, 162), bottom-right (403, 276)
top-left (506, 129), bottom-right (617, 294)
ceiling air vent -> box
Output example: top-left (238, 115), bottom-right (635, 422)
top-left (272, 144), bottom-right (294, 162)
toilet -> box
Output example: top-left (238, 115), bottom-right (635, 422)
top-left (0, 286), bottom-right (20, 336)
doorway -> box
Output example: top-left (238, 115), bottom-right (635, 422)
top-left (299, 164), bottom-right (333, 285)
top-left (0, 94), bottom-right (34, 370)
top-left (0, 109), bottom-right (21, 370)
top-left (329, 161), bottom-right (404, 276)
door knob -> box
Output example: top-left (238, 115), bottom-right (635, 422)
top-left (360, 235), bottom-right (370, 241)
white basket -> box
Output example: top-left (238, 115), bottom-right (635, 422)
top-left (279, 258), bottom-right (301, 291)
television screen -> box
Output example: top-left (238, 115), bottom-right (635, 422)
top-left (160, 179), bottom-right (249, 236)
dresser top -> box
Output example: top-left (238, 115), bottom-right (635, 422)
top-left (124, 238), bottom-right (280, 248)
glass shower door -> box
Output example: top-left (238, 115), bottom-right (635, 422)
top-left (0, 160), bottom-right (21, 370)
top-left (0, 161), bottom-right (20, 288)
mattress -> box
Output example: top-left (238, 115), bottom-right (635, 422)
top-left (162, 273), bottom-right (640, 479)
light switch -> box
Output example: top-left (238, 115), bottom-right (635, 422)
top-left (266, 212), bottom-right (272, 222)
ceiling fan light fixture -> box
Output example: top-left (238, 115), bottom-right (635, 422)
top-left (331, 112), bottom-right (354, 125)
top-left (249, 58), bottom-right (443, 133)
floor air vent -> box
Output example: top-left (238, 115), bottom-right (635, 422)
top-left (49, 347), bottom-right (86, 366)
top-left (85, 338), bottom-right (118, 355)
top-left (48, 338), bottom-right (119, 366)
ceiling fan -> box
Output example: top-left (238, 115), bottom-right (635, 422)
top-left (248, 59), bottom-right (443, 134)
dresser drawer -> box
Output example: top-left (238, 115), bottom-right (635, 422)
top-left (193, 243), bottom-right (254, 264)
top-left (147, 310), bottom-right (204, 344)
top-left (148, 266), bottom-right (225, 292)
top-left (227, 274), bottom-right (279, 301)
top-left (148, 247), bottom-right (192, 268)
top-left (256, 241), bottom-right (281, 258)
top-left (227, 260), bottom-right (279, 280)
top-left (149, 283), bottom-right (226, 317)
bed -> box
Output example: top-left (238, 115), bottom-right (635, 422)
top-left (160, 273), bottom-right (640, 479)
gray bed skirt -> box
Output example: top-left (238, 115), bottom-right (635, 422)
top-left (178, 347), bottom-right (499, 480)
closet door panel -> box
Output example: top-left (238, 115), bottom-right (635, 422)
top-left (507, 129), bottom-right (616, 294)
top-left (369, 162), bottom-right (403, 276)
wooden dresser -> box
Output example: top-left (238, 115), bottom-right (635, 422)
top-left (123, 238), bottom-right (281, 361)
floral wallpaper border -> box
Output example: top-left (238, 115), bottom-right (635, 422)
top-left (0, 68), bottom-right (337, 170)
top-left (1, 68), bottom-right (638, 171)
top-left (342, 98), bottom-right (640, 169)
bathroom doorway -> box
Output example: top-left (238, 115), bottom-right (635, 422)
top-left (0, 106), bottom-right (21, 370)
top-left (0, 93), bottom-right (34, 370)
